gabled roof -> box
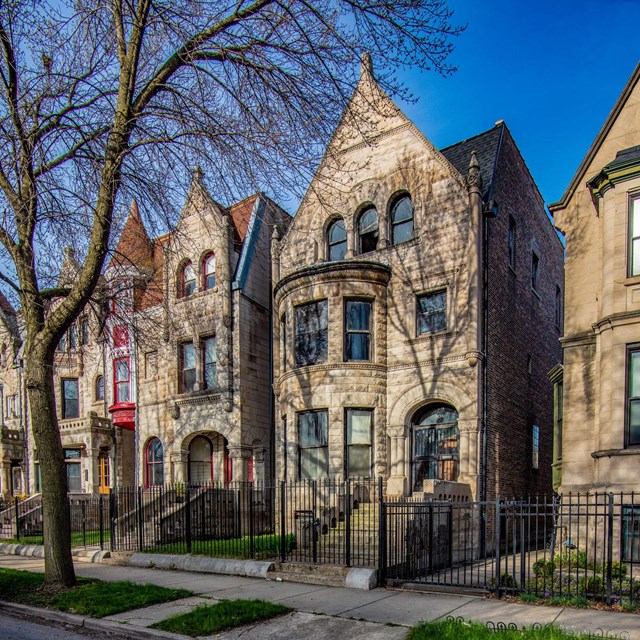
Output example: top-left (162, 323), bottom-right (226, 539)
top-left (440, 123), bottom-right (504, 198)
top-left (0, 291), bottom-right (15, 317)
top-left (549, 61), bottom-right (640, 212)
top-left (109, 199), bottom-right (155, 271)
top-left (227, 194), bottom-right (259, 250)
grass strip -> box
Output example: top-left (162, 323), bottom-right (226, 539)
top-left (407, 620), bottom-right (589, 640)
top-left (152, 599), bottom-right (291, 636)
top-left (0, 567), bottom-right (191, 618)
top-left (0, 530), bottom-right (110, 547)
top-left (146, 533), bottom-right (295, 559)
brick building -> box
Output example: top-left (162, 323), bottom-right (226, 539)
top-left (549, 62), bottom-right (640, 494)
top-left (0, 170), bottom-right (290, 497)
top-left (273, 58), bottom-right (564, 500)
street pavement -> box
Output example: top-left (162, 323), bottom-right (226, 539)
top-left (0, 555), bottom-right (639, 639)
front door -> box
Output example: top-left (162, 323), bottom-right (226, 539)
top-left (98, 451), bottom-right (110, 494)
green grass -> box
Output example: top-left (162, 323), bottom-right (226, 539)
top-left (152, 599), bottom-right (291, 636)
top-left (407, 620), bottom-right (591, 640)
top-left (0, 530), bottom-right (110, 547)
top-left (0, 567), bottom-right (191, 618)
top-left (146, 533), bottom-right (295, 559)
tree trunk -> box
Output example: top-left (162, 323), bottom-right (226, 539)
top-left (26, 350), bottom-right (76, 587)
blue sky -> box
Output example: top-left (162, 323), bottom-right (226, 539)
top-left (394, 0), bottom-right (640, 206)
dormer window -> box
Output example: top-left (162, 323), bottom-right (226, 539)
top-left (203, 253), bottom-right (216, 290)
top-left (327, 218), bottom-right (347, 261)
top-left (390, 194), bottom-right (413, 245)
top-left (357, 207), bottom-right (379, 254)
top-left (179, 261), bottom-right (196, 297)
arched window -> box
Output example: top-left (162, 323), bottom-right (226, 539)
top-left (179, 261), bottom-right (196, 297)
top-left (357, 207), bottom-right (379, 254)
top-left (390, 195), bottom-right (414, 245)
top-left (412, 403), bottom-right (459, 490)
top-left (202, 253), bottom-right (216, 290)
top-left (95, 375), bottom-right (104, 402)
top-left (146, 438), bottom-right (164, 486)
top-left (327, 218), bottom-right (347, 261)
top-left (189, 436), bottom-right (212, 485)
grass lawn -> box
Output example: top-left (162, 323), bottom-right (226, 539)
top-left (0, 530), bottom-right (110, 547)
top-left (0, 567), bottom-right (191, 618)
top-left (147, 533), bottom-right (295, 559)
top-left (407, 620), bottom-right (589, 640)
top-left (152, 599), bottom-right (291, 636)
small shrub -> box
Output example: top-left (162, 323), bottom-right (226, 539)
top-left (520, 593), bottom-right (539, 603)
top-left (611, 562), bottom-right (627, 580)
top-left (567, 595), bottom-right (588, 608)
top-left (533, 560), bottom-right (555, 578)
top-left (579, 575), bottom-right (605, 597)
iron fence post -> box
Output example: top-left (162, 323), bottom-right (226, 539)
top-left (428, 503), bottom-right (434, 574)
top-left (81, 500), bottom-right (87, 548)
top-left (345, 479), bottom-right (351, 567)
top-left (14, 497), bottom-right (19, 541)
top-left (249, 483), bottom-right (255, 559)
top-left (495, 495), bottom-right (501, 598)
top-left (280, 481), bottom-right (286, 563)
top-left (377, 476), bottom-right (385, 586)
top-left (137, 487), bottom-right (144, 551)
top-left (109, 490), bottom-right (116, 552)
top-left (520, 507), bottom-right (526, 593)
top-left (606, 492), bottom-right (614, 605)
top-left (185, 485), bottom-right (192, 554)
top-left (312, 480), bottom-right (318, 564)
top-left (99, 494), bottom-right (104, 551)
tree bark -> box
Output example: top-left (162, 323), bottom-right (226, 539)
top-left (25, 349), bottom-right (75, 587)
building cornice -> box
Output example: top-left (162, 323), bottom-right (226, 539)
top-left (274, 260), bottom-right (392, 297)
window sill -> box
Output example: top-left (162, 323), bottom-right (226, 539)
top-left (175, 287), bottom-right (220, 303)
top-left (532, 287), bottom-right (541, 300)
top-left (591, 447), bottom-right (640, 459)
top-left (623, 275), bottom-right (640, 287)
top-left (406, 330), bottom-right (457, 345)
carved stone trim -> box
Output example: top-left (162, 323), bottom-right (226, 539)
top-left (176, 393), bottom-right (223, 407)
top-left (279, 363), bottom-right (386, 384)
top-left (404, 330), bottom-right (458, 346)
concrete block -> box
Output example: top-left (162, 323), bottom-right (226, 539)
top-left (345, 567), bottom-right (377, 590)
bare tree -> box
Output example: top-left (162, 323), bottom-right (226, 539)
top-left (0, 0), bottom-right (462, 586)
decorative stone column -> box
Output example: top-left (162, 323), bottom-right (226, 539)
top-left (253, 447), bottom-right (266, 484)
top-left (171, 451), bottom-right (187, 484)
top-left (228, 446), bottom-right (251, 483)
top-left (386, 429), bottom-right (407, 496)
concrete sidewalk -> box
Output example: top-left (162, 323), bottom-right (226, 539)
top-left (0, 554), bottom-right (638, 639)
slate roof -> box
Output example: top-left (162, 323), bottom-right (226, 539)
top-left (440, 123), bottom-right (504, 197)
top-left (603, 144), bottom-right (640, 171)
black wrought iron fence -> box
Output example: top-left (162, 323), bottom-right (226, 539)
top-left (107, 478), bottom-right (380, 567)
top-left (381, 492), bottom-right (640, 607)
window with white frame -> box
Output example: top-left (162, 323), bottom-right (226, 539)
top-left (346, 409), bottom-right (372, 478)
top-left (298, 410), bottom-right (328, 479)
top-left (629, 195), bottom-right (640, 277)
top-left (417, 290), bottom-right (446, 335)
top-left (626, 345), bottom-right (640, 447)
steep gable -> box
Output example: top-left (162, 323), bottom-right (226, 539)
top-left (109, 199), bottom-right (155, 271)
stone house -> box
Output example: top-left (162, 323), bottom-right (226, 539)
top-left (273, 58), bottom-right (564, 500)
top-left (548, 62), bottom-right (640, 496)
top-left (0, 171), bottom-right (290, 497)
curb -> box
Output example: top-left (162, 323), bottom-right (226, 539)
top-left (128, 552), bottom-right (275, 579)
top-left (0, 600), bottom-right (192, 640)
top-left (0, 542), bottom-right (110, 562)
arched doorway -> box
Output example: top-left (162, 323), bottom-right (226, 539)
top-left (411, 403), bottom-right (459, 492)
top-left (186, 433), bottom-right (232, 485)
top-left (189, 436), bottom-right (212, 485)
